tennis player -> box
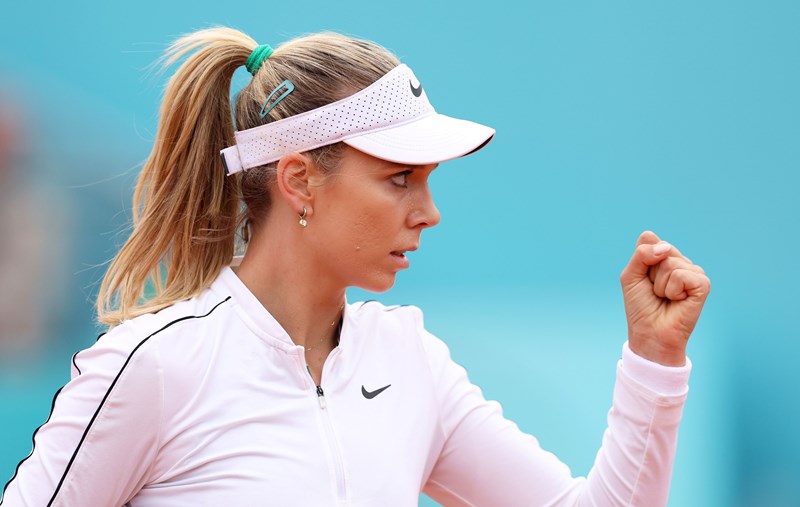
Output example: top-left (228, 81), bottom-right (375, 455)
top-left (1, 27), bottom-right (710, 506)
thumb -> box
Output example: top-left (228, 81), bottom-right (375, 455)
top-left (636, 230), bottom-right (661, 247)
top-left (620, 240), bottom-right (672, 288)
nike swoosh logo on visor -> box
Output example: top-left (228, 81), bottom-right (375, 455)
top-left (362, 384), bottom-right (391, 399)
top-left (410, 80), bottom-right (423, 97)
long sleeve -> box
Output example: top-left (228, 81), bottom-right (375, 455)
top-left (1, 325), bottom-right (163, 507)
top-left (420, 328), bottom-right (690, 507)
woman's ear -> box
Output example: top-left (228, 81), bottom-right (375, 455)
top-left (275, 152), bottom-right (315, 216)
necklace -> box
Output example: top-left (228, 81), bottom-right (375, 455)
top-left (304, 302), bottom-right (345, 352)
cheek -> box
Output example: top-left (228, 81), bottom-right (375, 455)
top-left (341, 210), bottom-right (394, 254)
top-left (312, 174), bottom-right (411, 272)
top-left (321, 186), bottom-right (401, 251)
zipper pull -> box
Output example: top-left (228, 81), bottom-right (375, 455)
top-left (316, 385), bottom-right (328, 409)
top-left (307, 365), bottom-right (327, 410)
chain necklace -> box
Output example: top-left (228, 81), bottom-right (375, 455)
top-left (304, 302), bottom-right (345, 352)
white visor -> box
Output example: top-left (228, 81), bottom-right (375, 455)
top-left (220, 64), bottom-right (495, 174)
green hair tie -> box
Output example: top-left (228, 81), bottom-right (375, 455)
top-left (246, 44), bottom-right (274, 75)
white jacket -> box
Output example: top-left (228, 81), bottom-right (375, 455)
top-left (1, 267), bottom-right (691, 506)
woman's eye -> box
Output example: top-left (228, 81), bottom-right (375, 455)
top-left (391, 171), bottom-right (412, 187)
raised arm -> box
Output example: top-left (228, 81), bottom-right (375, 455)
top-left (422, 231), bottom-right (710, 506)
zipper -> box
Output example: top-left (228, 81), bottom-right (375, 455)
top-left (304, 355), bottom-right (348, 502)
top-left (307, 365), bottom-right (328, 409)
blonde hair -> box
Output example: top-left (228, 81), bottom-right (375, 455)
top-left (97, 27), bottom-right (400, 326)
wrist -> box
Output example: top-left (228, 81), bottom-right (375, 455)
top-left (628, 338), bottom-right (687, 367)
top-left (621, 342), bottom-right (691, 397)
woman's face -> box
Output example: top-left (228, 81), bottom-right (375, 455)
top-left (307, 146), bottom-right (441, 293)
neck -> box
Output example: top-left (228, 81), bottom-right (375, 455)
top-left (234, 221), bottom-right (346, 353)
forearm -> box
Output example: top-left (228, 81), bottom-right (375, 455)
top-left (576, 342), bottom-right (691, 506)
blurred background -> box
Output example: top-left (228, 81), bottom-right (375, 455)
top-left (1, 1), bottom-right (797, 505)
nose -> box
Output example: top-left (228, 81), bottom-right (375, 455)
top-left (407, 185), bottom-right (441, 230)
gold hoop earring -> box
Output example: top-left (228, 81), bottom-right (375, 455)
top-left (298, 207), bottom-right (308, 227)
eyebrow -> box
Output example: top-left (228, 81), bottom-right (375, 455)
top-left (381, 163), bottom-right (439, 171)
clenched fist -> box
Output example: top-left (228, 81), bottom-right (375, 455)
top-left (620, 231), bottom-right (711, 366)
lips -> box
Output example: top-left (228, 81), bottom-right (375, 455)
top-left (392, 252), bottom-right (406, 260)
top-left (390, 245), bottom-right (418, 257)
top-left (390, 245), bottom-right (417, 269)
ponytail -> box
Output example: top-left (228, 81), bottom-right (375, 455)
top-left (97, 27), bottom-right (256, 325)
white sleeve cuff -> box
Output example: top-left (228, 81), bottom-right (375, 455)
top-left (620, 341), bottom-right (692, 397)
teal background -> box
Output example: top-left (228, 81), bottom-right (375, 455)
top-left (1, 1), bottom-right (797, 505)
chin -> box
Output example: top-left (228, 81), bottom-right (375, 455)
top-left (354, 274), bottom-right (397, 294)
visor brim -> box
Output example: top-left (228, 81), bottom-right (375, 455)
top-left (343, 113), bottom-right (495, 166)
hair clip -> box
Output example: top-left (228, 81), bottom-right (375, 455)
top-left (260, 80), bottom-right (295, 119)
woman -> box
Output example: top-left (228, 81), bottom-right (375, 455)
top-left (1, 27), bottom-right (710, 506)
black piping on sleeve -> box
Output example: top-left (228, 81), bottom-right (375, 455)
top-left (0, 385), bottom-right (65, 506)
top-left (0, 296), bottom-right (231, 506)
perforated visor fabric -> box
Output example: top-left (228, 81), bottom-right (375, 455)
top-left (220, 64), bottom-right (495, 174)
